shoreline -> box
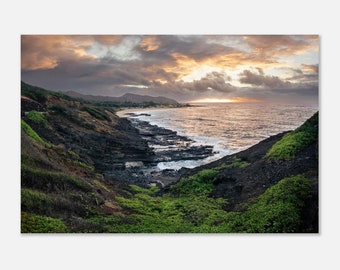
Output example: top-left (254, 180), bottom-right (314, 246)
top-left (112, 104), bottom-right (318, 187)
top-left (107, 116), bottom-right (217, 187)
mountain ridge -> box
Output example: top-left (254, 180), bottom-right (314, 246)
top-left (65, 90), bottom-right (179, 105)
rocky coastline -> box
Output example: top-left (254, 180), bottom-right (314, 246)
top-left (21, 85), bottom-right (216, 188)
top-left (105, 114), bottom-right (216, 187)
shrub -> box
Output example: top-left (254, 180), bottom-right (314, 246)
top-left (73, 160), bottom-right (95, 171)
top-left (21, 166), bottom-right (90, 192)
top-left (240, 174), bottom-right (312, 233)
top-left (67, 150), bottom-right (79, 158)
top-left (93, 180), bottom-right (110, 192)
top-left (21, 81), bottom-right (73, 103)
top-left (21, 188), bottom-right (54, 214)
top-left (216, 157), bottom-right (249, 170)
top-left (48, 105), bottom-right (95, 129)
top-left (47, 104), bottom-right (68, 115)
top-left (21, 82), bottom-right (48, 103)
top-left (26, 110), bottom-right (47, 126)
top-left (82, 106), bottom-right (111, 122)
top-left (49, 91), bottom-right (73, 101)
top-left (110, 185), bottom-right (228, 232)
top-left (170, 169), bottom-right (219, 196)
top-left (21, 212), bottom-right (69, 233)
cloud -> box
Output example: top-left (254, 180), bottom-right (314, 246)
top-left (180, 71), bottom-right (236, 93)
top-left (135, 35), bottom-right (260, 79)
top-left (21, 35), bottom-right (135, 71)
top-left (301, 64), bottom-right (319, 74)
top-left (243, 35), bottom-right (319, 57)
top-left (91, 35), bottom-right (125, 46)
top-left (239, 69), bottom-right (292, 88)
top-left (224, 84), bottom-right (318, 104)
top-left (140, 36), bottom-right (161, 51)
top-left (285, 64), bottom-right (319, 85)
top-left (21, 35), bottom-right (319, 103)
top-left (234, 65), bottom-right (318, 103)
top-left (21, 35), bottom-right (96, 71)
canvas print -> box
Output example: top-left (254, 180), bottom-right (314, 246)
top-left (21, 35), bottom-right (319, 233)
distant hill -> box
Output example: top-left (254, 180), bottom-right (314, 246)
top-left (65, 90), bottom-right (179, 105)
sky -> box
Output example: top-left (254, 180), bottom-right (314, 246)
top-left (21, 35), bottom-right (319, 103)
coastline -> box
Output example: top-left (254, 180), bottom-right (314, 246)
top-left (110, 115), bottom-right (216, 187)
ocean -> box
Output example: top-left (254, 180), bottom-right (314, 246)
top-left (117, 102), bottom-right (319, 170)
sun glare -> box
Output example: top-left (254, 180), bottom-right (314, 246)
top-left (190, 98), bottom-right (234, 103)
top-left (189, 97), bottom-right (267, 103)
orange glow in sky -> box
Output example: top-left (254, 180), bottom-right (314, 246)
top-left (189, 97), bottom-right (267, 103)
top-left (190, 98), bottom-right (234, 103)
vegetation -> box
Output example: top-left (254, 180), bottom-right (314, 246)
top-left (166, 159), bottom-right (249, 198)
top-left (48, 104), bottom-right (95, 129)
top-left (21, 120), bottom-right (316, 233)
top-left (21, 212), bottom-right (69, 233)
top-left (81, 106), bottom-right (111, 122)
top-left (72, 160), bottom-right (95, 171)
top-left (216, 157), bottom-right (249, 170)
top-left (67, 150), bottom-right (80, 159)
top-left (235, 175), bottom-right (312, 232)
top-left (21, 188), bottom-right (54, 214)
top-left (21, 81), bottom-right (73, 103)
top-left (21, 165), bottom-right (90, 192)
top-left (169, 169), bottom-right (219, 196)
top-left (49, 91), bottom-right (74, 101)
top-left (78, 174), bottom-right (312, 233)
top-left (21, 81), bottom-right (49, 103)
top-left (266, 112), bottom-right (318, 160)
top-left (94, 188), bottom-right (228, 233)
top-left (21, 119), bottom-right (50, 146)
top-left (26, 110), bottom-right (48, 126)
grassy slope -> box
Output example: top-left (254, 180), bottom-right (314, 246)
top-left (21, 128), bottom-right (128, 233)
top-left (21, 82), bottom-right (318, 233)
top-left (266, 112), bottom-right (318, 160)
top-left (21, 83), bottom-right (131, 233)
top-left (105, 174), bottom-right (312, 233)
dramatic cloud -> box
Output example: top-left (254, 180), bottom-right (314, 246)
top-left (284, 64), bottom-right (319, 85)
top-left (21, 35), bottom-right (319, 103)
top-left (181, 71), bottom-right (236, 93)
top-left (243, 35), bottom-right (318, 57)
top-left (21, 35), bottom-right (96, 71)
top-left (239, 69), bottom-right (292, 88)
